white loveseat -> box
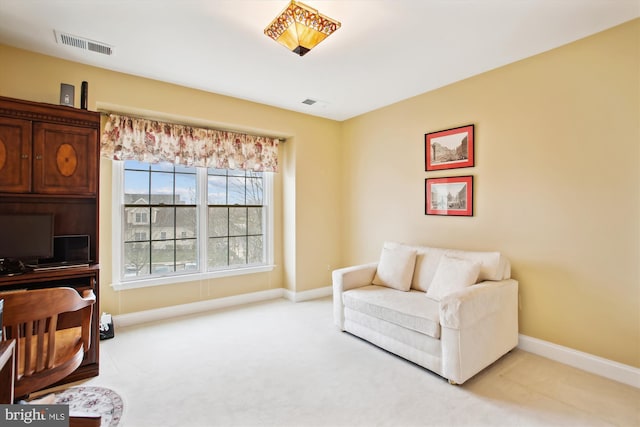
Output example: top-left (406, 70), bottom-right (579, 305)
top-left (333, 242), bottom-right (518, 385)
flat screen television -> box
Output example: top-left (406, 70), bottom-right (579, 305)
top-left (0, 213), bottom-right (54, 261)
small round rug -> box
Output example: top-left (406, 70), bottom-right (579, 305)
top-left (54, 386), bottom-right (123, 427)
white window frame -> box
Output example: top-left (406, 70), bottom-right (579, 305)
top-left (111, 161), bottom-right (275, 291)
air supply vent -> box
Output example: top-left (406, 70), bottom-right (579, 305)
top-left (302, 99), bottom-right (317, 105)
top-left (55, 30), bottom-right (114, 56)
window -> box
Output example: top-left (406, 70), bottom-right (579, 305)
top-left (134, 232), bottom-right (147, 241)
top-left (134, 212), bottom-right (148, 224)
top-left (207, 169), bottom-right (265, 269)
top-left (114, 160), bottom-right (273, 288)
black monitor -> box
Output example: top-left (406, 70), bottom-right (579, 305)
top-left (0, 213), bottom-right (54, 261)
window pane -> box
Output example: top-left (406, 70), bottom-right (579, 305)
top-left (152, 240), bottom-right (175, 274)
top-left (175, 173), bottom-right (197, 205)
top-left (124, 170), bottom-right (149, 204)
top-left (229, 207), bottom-right (247, 236)
top-left (208, 237), bottom-right (228, 269)
top-left (246, 177), bottom-right (263, 205)
top-left (152, 207), bottom-right (174, 240)
top-left (228, 177), bottom-right (245, 205)
top-left (124, 207), bottom-right (150, 241)
top-left (151, 171), bottom-right (174, 204)
top-left (208, 175), bottom-right (227, 204)
top-left (229, 236), bottom-right (246, 265)
top-left (176, 239), bottom-right (197, 271)
top-left (124, 241), bottom-right (150, 276)
top-left (176, 207), bottom-right (197, 238)
top-left (248, 235), bottom-right (263, 264)
top-left (247, 207), bottom-right (262, 235)
top-left (208, 207), bottom-right (228, 237)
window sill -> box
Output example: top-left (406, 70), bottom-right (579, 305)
top-left (111, 264), bottom-right (276, 291)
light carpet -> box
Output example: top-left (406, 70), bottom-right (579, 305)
top-left (78, 297), bottom-right (638, 427)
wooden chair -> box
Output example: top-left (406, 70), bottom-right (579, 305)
top-left (0, 287), bottom-right (96, 399)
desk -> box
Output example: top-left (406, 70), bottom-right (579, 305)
top-left (0, 339), bottom-right (15, 403)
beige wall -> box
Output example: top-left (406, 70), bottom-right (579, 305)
top-left (341, 19), bottom-right (639, 367)
top-left (0, 44), bottom-right (342, 314)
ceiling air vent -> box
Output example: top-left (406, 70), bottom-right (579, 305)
top-left (55, 31), bottom-right (114, 56)
top-left (302, 99), bottom-right (317, 105)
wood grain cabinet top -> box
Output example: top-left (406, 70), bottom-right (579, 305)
top-left (0, 97), bottom-right (100, 196)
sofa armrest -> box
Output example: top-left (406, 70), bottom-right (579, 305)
top-left (439, 279), bottom-right (518, 330)
top-left (439, 279), bottom-right (519, 384)
top-left (332, 262), bottom-right (378, 293)
top-left (332, 262), bottom-right (377, 329)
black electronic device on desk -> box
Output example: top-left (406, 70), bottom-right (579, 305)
top-left (32, 235), bottom-right (91, 271)
top-left (0, 213), bottom-right (54, 276)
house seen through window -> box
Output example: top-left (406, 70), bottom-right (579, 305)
top-left (121, 160), bottom-right (269, 281)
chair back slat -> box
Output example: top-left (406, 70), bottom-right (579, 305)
top-left (46, 315), bottom-right (58, 369)
top-left (35, 319), bottom-right (46, 372)
top-left (24, 322), bottom-right (33, 376)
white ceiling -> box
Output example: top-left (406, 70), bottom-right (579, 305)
top-left (0, 1), bottom-right (638, 121)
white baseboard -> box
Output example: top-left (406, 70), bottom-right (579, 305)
top-left (113, 288), bottom-right (284, 328)
top-left (518, 334), bottom-right (640, 389)
top-left (112, 286), bottom-right (333, 327)
top-left (284, 285), bottom-right (333, 302)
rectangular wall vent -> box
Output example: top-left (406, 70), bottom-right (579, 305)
top-left (55, 31), bottom-right (114, 56)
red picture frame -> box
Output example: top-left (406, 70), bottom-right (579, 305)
top-left (425, 124), bottom-right (474, 171)
top-left (425, 176), bottom-right (474, 216)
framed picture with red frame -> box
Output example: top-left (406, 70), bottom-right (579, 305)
top-left (425, 124), bottom-right (474, 171)
top-left (425, 176), bottom-right (473, 216)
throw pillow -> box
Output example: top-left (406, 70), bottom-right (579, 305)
top-left (372, 245), bottom-right (417, 291)
top-left (411, 247), bottom-right (447, 292)
top-left (425, 255), bottom-right (481, 301)
top-left (445, 249), bottom-right (502, 281)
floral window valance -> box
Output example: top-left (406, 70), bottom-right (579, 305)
top-left (100, 113), bottom-right (279, 172)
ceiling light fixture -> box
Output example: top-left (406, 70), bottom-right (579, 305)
top-left (264, 0), bottom-right (341, 57)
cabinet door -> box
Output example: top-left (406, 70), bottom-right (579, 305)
top-left (33, 122), bottom-right (98, 195)
top-left (0, 117), bottom-right (32, 193)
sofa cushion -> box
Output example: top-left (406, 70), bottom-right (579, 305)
top-left (343, 308), bottom-right (442, 356)
top-left (444, 249), bottom-right (503, 281)
top-left (425, 255), bottom-right (481, 301)
top-left (372, 245), bottom-right (417, 291)
top-left (412, 246), bottom-right (448, 292)
top-left (343, 285), bottom-right (441, 338)
top-left (382, 242), bottom-right (446, 292)
top-left (383, 242), bottom-right (508, 291)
